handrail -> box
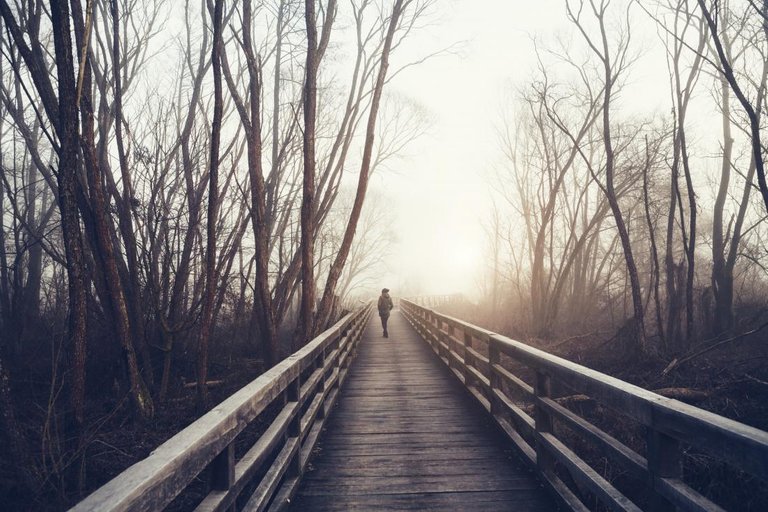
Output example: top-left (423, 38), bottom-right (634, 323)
top-left (400, 298), bottom-right (768, 512)
top-left (71, 303), bottom-right (373, 512)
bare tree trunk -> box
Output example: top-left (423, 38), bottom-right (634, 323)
top-left (71, 0), bottom-right (154, 421)
top-left (314, 0), bottom-right (405, 333)
top-left (50, 0), bottom-right (89, 428)
top-left (665, 138), bottom-right (682, 349)
top-left (575, 0), bottom-right (647, 352)
top-left (197, 0), bottom-right (224, 412)
top-left (159, 6), bottom-right (211, 402)
top-left (712, 73), bottom-right (735, 335)
top-left (698, 0), bottom-right (768, 215)
top-left (642, 137), bottom-right (664, 345)
top-left (109, 0), bottom-right (154, 389)
top-left (710, 0), bottom-right (767, 335)
top-left (297, 0), bottom-right (322, 347)
top-left (224, 0), bottom-right (280, 368)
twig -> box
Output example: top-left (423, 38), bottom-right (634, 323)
top-left (551, 330), bottom-right (603, 349)
top-left (663, 320), bottom-right (768, 375)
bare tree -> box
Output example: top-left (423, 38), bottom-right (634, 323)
top-left (698, 0), bottom-right (768, 214)
top-left (314, 0), bottom-right (409, 332)
top-left (566, 0), bottom-right (647, 352)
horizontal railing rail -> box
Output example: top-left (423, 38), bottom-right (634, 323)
top-left (72, 303), bottom-right (373, 512)
top-left (401, 299), bottom-right (768, 512)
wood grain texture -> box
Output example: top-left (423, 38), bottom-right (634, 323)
top-left (287, 310), bottom-right (555, 511)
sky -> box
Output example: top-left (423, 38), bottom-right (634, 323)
top-left (362, 0), bottom-right (727, 299)
top-left (368, 0), bottom-right (632, 297)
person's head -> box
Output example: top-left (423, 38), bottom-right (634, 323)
top-left (381, 288), bottom-right (389, 295)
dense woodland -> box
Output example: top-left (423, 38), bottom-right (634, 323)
top-left (3, 0), bottom-right (768, 509)
top-left (481, 0), bottom-right (768, 361)
top-left (0, 0), bottom-right (431, 507)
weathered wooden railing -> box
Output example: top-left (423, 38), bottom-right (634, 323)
top-left (72, 303), bottom-right (372, 512)
top-left (401, 299), bottom-right (768, 512)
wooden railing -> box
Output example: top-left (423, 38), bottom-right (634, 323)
top-left (401, 299), bottom-right (768, 512)
top-left (72, 304), bottom-right (372, 512)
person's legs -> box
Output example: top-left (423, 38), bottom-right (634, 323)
top-left (381, 315), bottom-right (389, 337)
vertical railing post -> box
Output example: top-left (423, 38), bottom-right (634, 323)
top-left (463, 330), bottom-right (472, 387)
top-left (341, 326), bottom-right (351, 370)
top-left (350, 318), bottom-right (359, 360)
top-left (316, 345), bottom-right (327, 420)
top-left (488, 337), bottom-right (500, 417)
top-left (534, 370), bottom-right (555, 474)
top-left (436, 317), bottom-right (445, 359)
top-left (647, 425), bottom-right (681, 511)
top-left (287, 376), bottom-right (302, 478)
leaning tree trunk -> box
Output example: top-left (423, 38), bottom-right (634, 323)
top-left (70, 0), bottom-right (154, 421)
top-left (314, 0), bottom-right (406, 333)
top-left (197, 0), bottom-right (224, 412)
top-left (297, 0), bottom-right (321, 347)
top-left (698, 0), bottom-right (768, 215)
top-left (50, 0), bottom-right (89, 428)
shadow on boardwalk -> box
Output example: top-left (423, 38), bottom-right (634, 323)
top-left (288, 310), bottom-right (556, 511)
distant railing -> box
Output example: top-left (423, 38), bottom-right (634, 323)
top-left (401, 299), bottom-right (768, 512)
top-left (72, 303), bottom-right (373, 512)
top-left (409, 293), bottom-right (465, 309)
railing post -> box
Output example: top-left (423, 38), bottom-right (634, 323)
top-left (463, 330), bottom-right (472, 387)
top-left (436, 318), bottom-right (445, 359)
top-left (534, 371), bottom-right (555, 474)
top-left (489, 339), bottom-right (500, 417)
top-left (287, 376), bottom-right (302, 478)
top-left (340, 327), bottom-right (350, 371)
top-left (647, 427), bottom-right (681, 511)
top-left (316, 346), bottom-right (327, 420)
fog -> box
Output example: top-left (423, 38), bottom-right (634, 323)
top-left (368, 0), bottom-right (674, 298)
top-left (360, 0), bottom-right (732, 297)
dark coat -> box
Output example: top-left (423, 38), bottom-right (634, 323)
top-left (378, 293), bottom-right (393, 317)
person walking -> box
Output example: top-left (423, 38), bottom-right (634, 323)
top-left (378, 288), bottom-right (394, 338)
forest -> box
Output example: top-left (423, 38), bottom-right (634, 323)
top-left (1, 0), bottom-right (768, 510)
top-left (480, 0), bottom-right (768, 358)
top-left (0, 0), bottom-right (432, 508)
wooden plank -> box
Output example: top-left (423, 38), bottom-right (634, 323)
top-left (466, 345), bottom-right (490, 366)
top-left (242, 436), bottom-right (300, 512)
top-left (540, 470), bottom-right (590, 512)
top-left (539, 396), bottom-right (647, 480)
top-left (290, 489), bottom-right (553, 512)
top-left (538, 432), bottom-right (641, 512)
top-left (72, 305), bottom-right (371, 512)
top-left (654, 477), bottom-right (726, 512)
top-left (493, 362), bottom-right (534, 397)
top-left (652, 398), bottom-right (768, 481)
top-left (194, 401), bottom-right (299, 512)
top-left (289, 310), bottom-right (556, 512)
top-left (492, 388), bottom-right (535, 439)
top-left (299, 474), bottom-right (542, 495)
top-left (494, 416), bottom-right (536, 465)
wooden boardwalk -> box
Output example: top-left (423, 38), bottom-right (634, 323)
top-left (288, 310), bottom-right (556, 511)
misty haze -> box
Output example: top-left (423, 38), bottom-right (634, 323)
top-left (2, 1), bottom-right (768, 511)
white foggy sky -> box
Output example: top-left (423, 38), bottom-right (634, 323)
top-left (369, 0), bottom-right (673, 298)
top-left (372, 0), bottom-right (561, 298)
top-left (374, 1), bottom-right (554, 298)
top-left (143, 0), bottom-right (724, 300)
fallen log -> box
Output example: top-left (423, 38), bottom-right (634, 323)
top-left (182, 380), bottom-right (224, 389)
top-left (652, 387), bottom-right (709, 404)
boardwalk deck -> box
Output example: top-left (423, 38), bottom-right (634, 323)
top-left (288, 310), bottom-right (556, 511)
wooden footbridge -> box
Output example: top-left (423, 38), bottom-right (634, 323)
top-left (72, 299), bottom-right (768, 511)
